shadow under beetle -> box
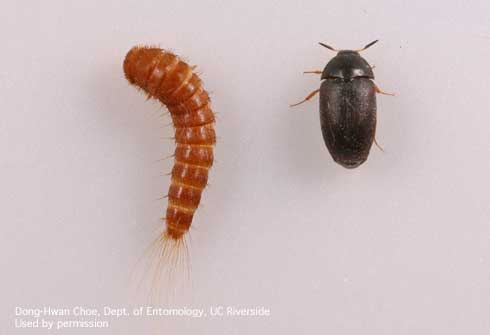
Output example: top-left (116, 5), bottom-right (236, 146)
top-left (291, 40), bottom-right (393, 169)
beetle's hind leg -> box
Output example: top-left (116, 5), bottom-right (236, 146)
top-left (290, 89), bottom-right (320, 107)
top-left (374, 138), bottom-right (384, 152)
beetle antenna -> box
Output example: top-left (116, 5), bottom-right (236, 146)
top-left (356, 39), bottom-right (379, 52)
top-left (319, 42), bottom-right (339, 52)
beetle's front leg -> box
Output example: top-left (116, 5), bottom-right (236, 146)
top-left (303, 70), bottom-right (322, 74)
top-left (290, 89), bottom-right (320, 107)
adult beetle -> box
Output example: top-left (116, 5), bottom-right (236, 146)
top-left (291, 40), bottom-right (393, 169)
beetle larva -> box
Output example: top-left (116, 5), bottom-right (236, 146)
top-left (123, 46), bottom-right (215, 280)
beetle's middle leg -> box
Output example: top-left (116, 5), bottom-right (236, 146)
top-left (290, 89), bottom-right (320, 107)
top-left (374, 83), bottom-right (395, 96)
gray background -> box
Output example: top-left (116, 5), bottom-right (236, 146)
top-left (2, 0), bottom-right (490, 333)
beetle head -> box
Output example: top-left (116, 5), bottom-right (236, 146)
top-left (319, 40), bottom-right (378, 80)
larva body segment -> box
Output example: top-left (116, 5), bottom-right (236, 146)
top-left (123, 46), bottom-right (215, 241)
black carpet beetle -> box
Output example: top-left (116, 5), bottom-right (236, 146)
top-left (291, 40), bottom-right (393, 168)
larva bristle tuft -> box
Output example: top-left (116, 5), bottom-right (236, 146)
top-left (131, 230), bottom-right (191, 304)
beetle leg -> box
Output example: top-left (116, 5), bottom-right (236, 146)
top-left (303, 70), bottom-right (322, 74)
top-left (374, 138), bottom-right (384, 152)
top-left (374, 83), bottom-right (395, 96)
top-left (290, 89), bottom-right (320, 107)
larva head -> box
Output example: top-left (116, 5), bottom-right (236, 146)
top-left (123, 46), bottom-right (140, 84)
top-left (123, 46), bottom-right (163, 86)
top-left (319, 40), bottom-right (377, 81)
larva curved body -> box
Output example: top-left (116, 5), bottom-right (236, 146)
top-left (123, 46), bottom-right (215, 241)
